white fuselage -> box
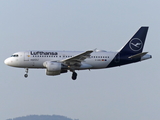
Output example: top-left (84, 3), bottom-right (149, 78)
top-left (4, 50), bottom-right (117, 70)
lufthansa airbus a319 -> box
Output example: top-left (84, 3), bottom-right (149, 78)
top-left (4, 27), bottom-right (152, 80)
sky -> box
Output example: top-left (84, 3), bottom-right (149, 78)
top-left (0, 0), bottom-right (159, 120)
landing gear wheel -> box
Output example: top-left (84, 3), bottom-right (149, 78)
top-left (72, 72), bottom-right (77, 80)
top-left (24, 74), bottom-right (28, 78)
top-left (24, 68), bottom-right (29, 78)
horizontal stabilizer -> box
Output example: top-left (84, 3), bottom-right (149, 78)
top-left (128, 52), bottom-right (148, 59)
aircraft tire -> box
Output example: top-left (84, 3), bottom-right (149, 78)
top-left (72, 72), bottom-right (77, 80)
top-left (24, 74), bottom-right (28, 78)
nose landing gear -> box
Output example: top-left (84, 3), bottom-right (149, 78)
top-left (72, 72), bottom-right (77, 80)
top-left (24, 68), bottom-right (28, 78)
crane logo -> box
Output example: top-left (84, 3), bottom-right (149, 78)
top-left (129, 38), bottom-right (143, 51)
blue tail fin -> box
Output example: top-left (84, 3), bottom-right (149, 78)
top-left (119, 27), bottom-right (149, 55)
top-left (107, 27), bottom-right (149, 68)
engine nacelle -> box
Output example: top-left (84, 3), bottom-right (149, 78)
top-left (43, 61), bottom-right (62, 76)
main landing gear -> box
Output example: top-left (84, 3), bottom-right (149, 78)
top-left (23, 68), bottom-right (78, 80)
top-left (24, 68), bottom-right (28, 78)
top-left (72, 72), bottom-right (77, 80)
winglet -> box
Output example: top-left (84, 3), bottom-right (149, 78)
top-left (93, 48), bottom-right (97, 52)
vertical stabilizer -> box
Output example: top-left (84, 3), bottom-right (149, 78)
top-left (107, 27), bottom-right (149, 68)
top-left (119, 27), bottom-right (148, 55)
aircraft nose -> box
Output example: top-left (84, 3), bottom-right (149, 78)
top-left (4, 58), bottom-right (10, 65)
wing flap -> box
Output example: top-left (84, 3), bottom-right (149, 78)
top-left (60, 50), bottom-right (93, 66)
top-left (61, 50), bottom-right (93, 62)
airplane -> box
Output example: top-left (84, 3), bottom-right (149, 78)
top-left (4, 27), bottom-right (152, 80)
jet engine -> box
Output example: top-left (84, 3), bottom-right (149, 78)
top-left (43, 61), bottom-right (67, 76)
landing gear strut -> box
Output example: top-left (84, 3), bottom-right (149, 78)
top-left (72, 72), bottom-right (77, 80)
top-left (24, 68), bottom-right (28, 78)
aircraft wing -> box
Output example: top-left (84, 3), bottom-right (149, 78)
top-left (60, 50), bottom-right (93, 66)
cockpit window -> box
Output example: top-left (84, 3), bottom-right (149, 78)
top-left (11, 54), bottom-right (19, 57)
